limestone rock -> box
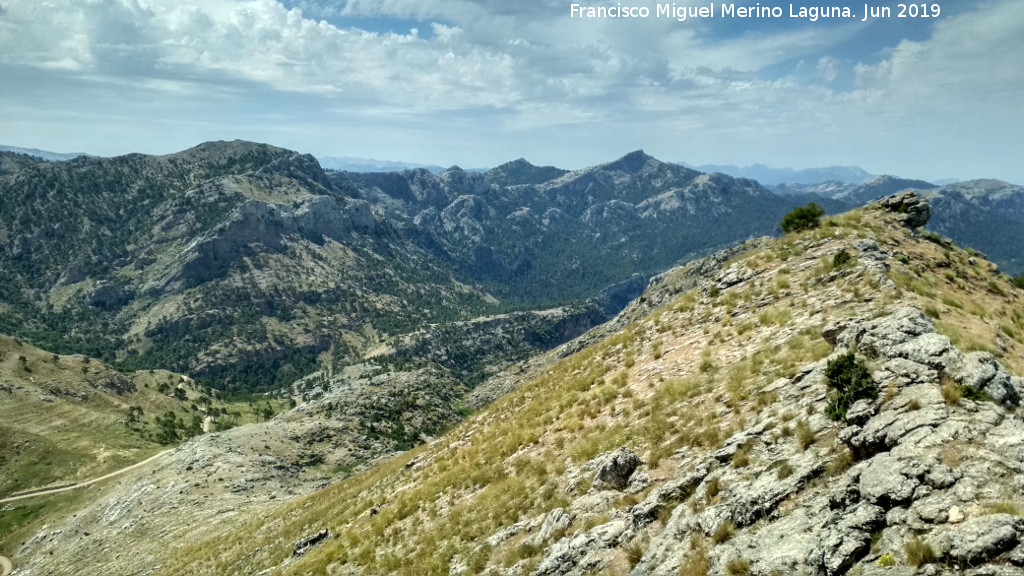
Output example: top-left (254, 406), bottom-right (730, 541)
top-left (949, 352), bottom-right (1021, 407)
top-left (937, 514), bottom-right (1023, 563)
top-left (591, 447), bottom-right (642, 491)
top-left (858, 455), bottom-right (927, 507)
top-left (531, 518), bottom-right (628, 576)
top-left (806, 503), bottom-right (886, 575)
top-left (845, 399), bottom-right (876, 426)
top-left (874, 190), bottom-right (932, 228)
top-left (716, 262), bottom-right (756, 289)
top-left (524, 508), bottom-right (574, 549)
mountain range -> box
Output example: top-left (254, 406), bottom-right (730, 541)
top-left (690, 163), bottom-right (874, 186)
top-left (2, 143), bottom-right (1022, 403)
top-left (0, 142), bottom-right (850, 396)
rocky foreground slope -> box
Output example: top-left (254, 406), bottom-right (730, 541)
top-left (11, 194), bottom-right (1024, 576)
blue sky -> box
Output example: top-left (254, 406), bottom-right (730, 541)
top-left (1, 0), bottom-right (1021, 183)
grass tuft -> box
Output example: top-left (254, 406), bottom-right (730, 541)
top-left (904, 537), bottom-right (936, 567)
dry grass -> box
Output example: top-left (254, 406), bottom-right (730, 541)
top-left (941, 373), bottom-right (962, 405)
top-left (796, 419), bottom-right (815, 451)
top-left (677, 535), bottom-right (710, 576)
top-left (776, 460), bottom-right (794, 479)
top-left (904, 537), bottom-right (937, 567)
top-left (725, 557), bottom-right (752, 576)
top-left (712, 520), bottom-right (736, 544)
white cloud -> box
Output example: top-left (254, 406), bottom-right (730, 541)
top-left (816, 56), bottom-right (838, 83)
top-left (0, 0), bottom-right (1021, 182)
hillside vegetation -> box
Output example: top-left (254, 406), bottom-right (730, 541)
top-left (13, 194), bottom-right (1024, 576)
top-left (0, 335), bottom-right (285, 551)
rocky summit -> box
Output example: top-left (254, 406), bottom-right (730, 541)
top-left (7, 190), bottom-right (1024, 576)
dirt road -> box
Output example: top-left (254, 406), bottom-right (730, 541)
top-left (0, 449), bottom-right (173, 505)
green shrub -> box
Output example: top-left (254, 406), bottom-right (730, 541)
top-left (832, 250), bottom-right (853, 268)
top-left (961, 385), bottom-right (991, 403)
top-left (780, 203), bottom-right (825, 233)
top-left (824, 352), bottom-right (878, 421)
top-left (1012, 276), bottom-right (1024, 290)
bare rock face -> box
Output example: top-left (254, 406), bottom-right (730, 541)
top-left (949, 351), bottom-right (1022, 406)
top-left (873, 190), bottom-right (932, 228)
top-left (806, 502), bottom-right (886, 576)
top-left (591, 447), bottom-right (642, 491)
top-left (935, 514), bottom-right (1024, 564)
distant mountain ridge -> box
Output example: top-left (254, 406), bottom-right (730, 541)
top-left (0, 144), bottom-right (87, 162)
top-left (772, 175), bottom-right (1024, 275)
top-left (689, 162), bottom-right (873, 185)
top-left (317, 155), bottom-right (447, 173)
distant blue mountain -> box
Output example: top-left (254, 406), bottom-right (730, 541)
top-left (684, 162), bottom-right (873, 186)
top-left (0, 145), bottom-right (87, 162)
top-left (317, 155), bottom-right (446, 173)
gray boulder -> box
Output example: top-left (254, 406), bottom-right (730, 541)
top-left (592, 447), bottom-right (642, 491)
top-left (936, 514), bottom-right (1023, 563)
top-left (524, 508), bottom-right (574, 549)
top-left (858, 454), bottom-right (927, 507)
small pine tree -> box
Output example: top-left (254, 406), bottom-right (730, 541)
top-left (824, 352), bottom-right (878, 421)
top-left (780, 202), bottom-right (825, 233)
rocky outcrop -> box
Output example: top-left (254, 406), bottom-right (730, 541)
top-left (293, 529), bottom-right (330, 557)
top-left (86, 282), bottom-right (134, 311)
top-left (591, 447), bottom-right (642, 491)
top-left (873, 190), bottom-right (932, 228)
top-left (523, 305), bottom-right (1024, 576)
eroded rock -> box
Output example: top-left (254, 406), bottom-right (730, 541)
top-left (591, 447), bottom-right (642, 491)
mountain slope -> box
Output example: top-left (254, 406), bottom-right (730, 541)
top-left (13, 193), bottom-right (1024, 576)
top-left (0, 142), bottom-right (502, 393)
top-left (924, 180), bottom-right (1024, 276)
top-left (345, 151), bottom-right (847, 306)
top-left (0, 333), bottom-right (284, 552)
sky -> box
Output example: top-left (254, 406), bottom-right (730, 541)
top-left (0, 0), bottom-right (1022, 183)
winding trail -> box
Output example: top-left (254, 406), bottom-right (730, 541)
top-left (0, 554), bottom-right (12, 576)
top-left (0, 449), bottom-right (173, 505)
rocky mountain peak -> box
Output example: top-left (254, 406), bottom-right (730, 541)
top-left (485, 158), bottom-right (568, 186)
top-left (601, 149), bottom-right (658, 174)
